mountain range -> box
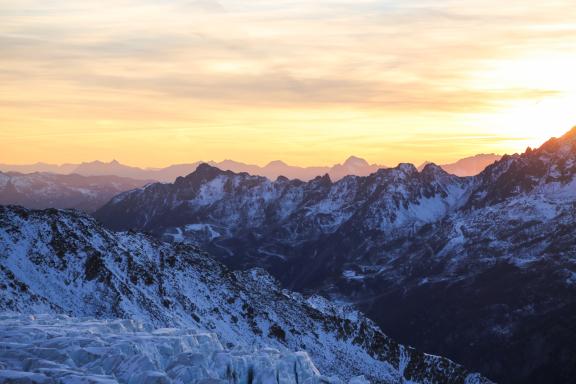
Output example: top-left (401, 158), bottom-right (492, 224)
top-left (0, 172), bottom-right (152, 212)
top-left (0, 155), bottom-right (501, 213)
top-left (94, 128), bottom-right (576, 383)
top-left (0, 154), bottom-right (501, 183)
top-left (0, 205), bottom-right (490, 384)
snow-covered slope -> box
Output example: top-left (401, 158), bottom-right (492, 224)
top-left (0, 172), bottom-right (149, 212)
top-left (0, 313), bottom-right (371, 384)
top-left (0, 206), bottom-right (489, 384)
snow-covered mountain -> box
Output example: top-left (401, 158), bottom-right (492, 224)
top-left (94, 161), bottom-right (472, 259)
top-left (95, 127), bottom-right (576, 383)
top-left (0, 205), bottom-right (490, 384)
top-left (0, 172), bottom-right (150, 212)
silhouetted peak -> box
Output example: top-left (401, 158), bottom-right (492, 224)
top-left (195, 162), bottom-right (223, 175)
top-left (176, 163), bottom-right (225, 186)
top-left (219, 159), bottom-right (244, 167)
top-left (266, 160), bottom-right (288, 168)
top-left (343, 156), bottom-right (369, 167)
top-left (468, 153), bottom-right (499, 159)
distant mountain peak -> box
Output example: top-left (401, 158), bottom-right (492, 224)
top-left (468, 153), bottom-right (499, 159)
top-left (219, 159), bottom-right (245, 166)
top-left (343, 156), bottom-right (370, 168)
top-left (266, 160), bottom-right (289, 167)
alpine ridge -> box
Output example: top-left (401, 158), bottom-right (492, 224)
top-left (95, 127), bottom-right (576, 383)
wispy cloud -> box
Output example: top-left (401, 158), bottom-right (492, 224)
top-left (1, 0), bottom-right (575, 166)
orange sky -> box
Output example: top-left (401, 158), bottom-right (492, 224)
top-left (1, 0), bottom-right (575, 167)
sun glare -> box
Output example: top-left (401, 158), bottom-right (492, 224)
top-left (468, 54), bottom-right (576, 151)
top-left (492, 97), bottom-right (575, 148)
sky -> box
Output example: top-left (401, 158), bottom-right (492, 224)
top-left (1, 0), bottom-right (575, 167)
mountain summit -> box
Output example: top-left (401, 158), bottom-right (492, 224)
top-left (343, 156), bottom-right (370, 167)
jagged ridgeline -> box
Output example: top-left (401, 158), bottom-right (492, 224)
top-left (0, 206), bottom-right (490, 384)
top-left (94, 127), bottom-right (576, 383)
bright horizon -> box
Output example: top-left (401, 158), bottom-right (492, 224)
top-left (0, 153), bottom-right (500, 169)
top-left (1, 0), bottom-right (575, 168)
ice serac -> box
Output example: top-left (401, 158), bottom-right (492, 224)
top-left (94, 127), bottom-right (576, 383)
top-left (0, 313), bottom-right (365, 384)
top-left (0, 206), bottom-right (491, 384)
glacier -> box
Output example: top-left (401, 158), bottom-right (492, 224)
top-left (0, 313), bottom-right (371, 384)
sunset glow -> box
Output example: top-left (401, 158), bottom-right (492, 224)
top-left (1, 0), bottom-right (575, 167)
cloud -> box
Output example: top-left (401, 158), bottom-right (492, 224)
top-left (1, 0), bottom-right (575, 165)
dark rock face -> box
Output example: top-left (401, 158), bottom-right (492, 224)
top-left (0, 205), bottom-right (489, 384)
top-left (94, 127), bottom-right (576, 383)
